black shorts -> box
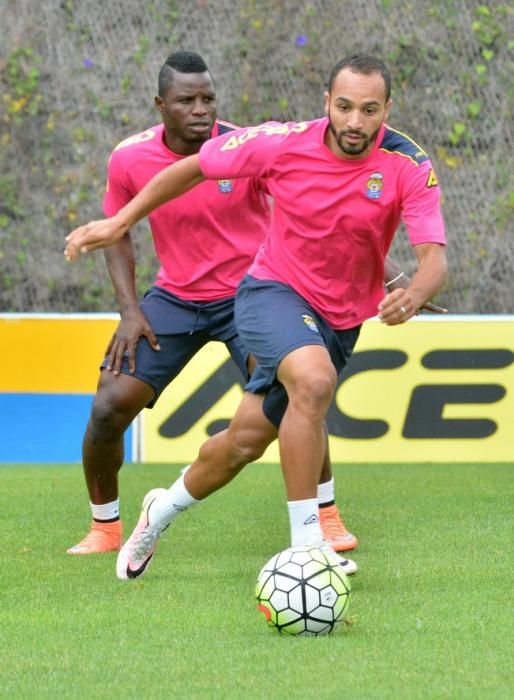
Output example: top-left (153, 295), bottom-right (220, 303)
top-left (100, 286), bottom-right (248, 408)
top-left (235, 275), bottom-right (361, 425)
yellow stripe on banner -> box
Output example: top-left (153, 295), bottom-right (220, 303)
top-left (0, 316), bottom-right (118, 393)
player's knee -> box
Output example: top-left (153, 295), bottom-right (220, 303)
top-left (290, 369), bottom-right (336, 415)
top-left (88, 390), bottom-right (132, 440)
top-left (230, 427), bottom-right (271, 466)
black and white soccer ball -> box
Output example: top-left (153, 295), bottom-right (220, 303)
top-left (255, 545), bottom-right (351, 636)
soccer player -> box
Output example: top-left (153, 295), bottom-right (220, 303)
top-left (67, 50), bottom-right (358, 560)
top-left (65, 55), bottom-right (448, 581)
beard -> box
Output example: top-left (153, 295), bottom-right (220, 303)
top-left (328, 116), bottom-right (380, 157)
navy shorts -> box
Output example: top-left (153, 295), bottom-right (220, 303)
top-left (101, 286), bottom-right (249, 408)
top-left (235, 275), bottom-right (361, 425)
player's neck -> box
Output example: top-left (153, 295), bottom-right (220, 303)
top-left (162, 130), bottom-right (204, 157)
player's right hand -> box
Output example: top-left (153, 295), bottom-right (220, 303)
top-left (64, 217), bottom-right (129, 261)
top-left (105, 310), bottom-right (160, 375)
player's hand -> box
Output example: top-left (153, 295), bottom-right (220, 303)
top-left (64, 217), bottom-right (129, 261)
top-left (386, 272), bottom-right (447, 314)
top-left (105, 310), bottom-right (160, 375)
top-left (378, 288), bottom-right (415, 325)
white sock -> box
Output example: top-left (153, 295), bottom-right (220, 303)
top-left (90, 499), bottom-right (119, 522)
top-left (288, 498), bottom-right (324, 547)
top-left (317, 477), bottom-right (335, 507)
top-left (148, 474), bottom-right (199, 530)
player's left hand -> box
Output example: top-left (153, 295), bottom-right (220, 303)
top-left (378, 288), bottom-right (414, 325)
top-left (386, 272), bottom-right (447, 314)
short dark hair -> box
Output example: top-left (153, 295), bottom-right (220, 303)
top-left (328, 55), bottom-right (391, 101)
top-left (158, 50), bottom-right (213, 97)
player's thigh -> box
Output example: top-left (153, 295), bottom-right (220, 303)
top-left (101, 333), bottom-right (207, 409)
top-left (235, 277), bottom-right (327, 399)
top-left (225, 334), bottom-right (251, 380)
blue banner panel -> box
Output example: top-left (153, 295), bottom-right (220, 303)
top-left (0, 393), bottom-right (133, 463)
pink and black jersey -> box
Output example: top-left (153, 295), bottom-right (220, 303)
top-left (103, 121), bottom-right (270, 301)
top-left (199, 118), bottom-right (446, 329)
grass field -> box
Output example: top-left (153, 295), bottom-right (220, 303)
top-left (1, 461), bottom-right (513, 699)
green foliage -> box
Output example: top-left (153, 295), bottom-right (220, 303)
top-left (471, 4), bottom-right (506, 46)
top-left (0, 173), bottom-right (25, 218)
top-left (5, 47), bottom-right (40, 96)
top-left (2, 1), bottom-right (513, 313)
top-left (133, 35), bottom-right (150, 65)
top-left (448, 120), bottom-right (468, 146)
top-left (3, 47), bottom-right (42, 121)
top-left (466, 100), bottom-right (481, 118)
top-left (148, 0), bottom-right (180, 29)
top-left (120, 75), bottom-right (132, 95)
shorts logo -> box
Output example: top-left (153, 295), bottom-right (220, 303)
top-left (302, 314), bottom-right (319, 333)
top-left (366, 172), bottom-right (384, 200)
top-left (217, 179), bottom-right (233, 193)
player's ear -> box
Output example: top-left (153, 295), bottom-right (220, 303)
top-left (384, 98), bottom-right (393, 122)
top-left (323, 91), bottom-right (330, 116)
top-left (155, 95), bottom-right (164, 113)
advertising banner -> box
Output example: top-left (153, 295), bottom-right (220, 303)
top-left (1, 315), bottom-right (512, 463)
top-left (0, 315), bottom-right (134, 462)
top-left (141, 316), bottom-right (514, 463)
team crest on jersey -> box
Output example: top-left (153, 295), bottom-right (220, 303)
top-left (217, 179), bottom-right (233, 193)
top-left (302, 314), bottom-right (319, 333)
top-left (366, 172), bottom-right (384, 200)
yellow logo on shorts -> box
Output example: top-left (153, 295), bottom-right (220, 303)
top-left (302, 314), bottom-right (319, 333)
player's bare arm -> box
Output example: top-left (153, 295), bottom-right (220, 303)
top-left (64, 155), bottom-right (205, 260)
top-left (378, 243), bottom-right (447, 325)
top-left (103, 234), bottom-right (160, 375)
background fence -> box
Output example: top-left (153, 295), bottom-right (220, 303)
top-left (1, 0), bottom-right (512, 313)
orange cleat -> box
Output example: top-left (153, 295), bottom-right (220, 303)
top-left (319, 505), bottom-right (358, 552)
top-left (67, 520), bottom-right (123, 555)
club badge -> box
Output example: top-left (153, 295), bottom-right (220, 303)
top-left (366, 172), bottom-right (384, 200)
top-left (217, 179), bottom-right (233, 193)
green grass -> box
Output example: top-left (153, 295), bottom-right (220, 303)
top-left (1, 462), bottom-right (513, 699)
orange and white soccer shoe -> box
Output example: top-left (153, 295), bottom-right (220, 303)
top-left (67, 520), bottom-right (123, 555)
top-left (319, 505), bottom-right (358, 552)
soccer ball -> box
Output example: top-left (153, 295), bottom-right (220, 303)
top-left (255, 546), bottom-right (351, 636)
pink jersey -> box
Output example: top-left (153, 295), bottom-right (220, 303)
top-left (199, 118), bottom-right (446, 328)
top-left (103, 121), bottom-right (270, 300)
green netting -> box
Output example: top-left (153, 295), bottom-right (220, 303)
top-left (1, 0), bottom-right (512, 312)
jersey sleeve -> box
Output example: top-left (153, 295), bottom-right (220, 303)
top-left (401, 160), bottom-right (447, 246)
top-left (102, 149), bottom-right (133, 217)
top-left (198, 121), bottom-right (308, 180)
